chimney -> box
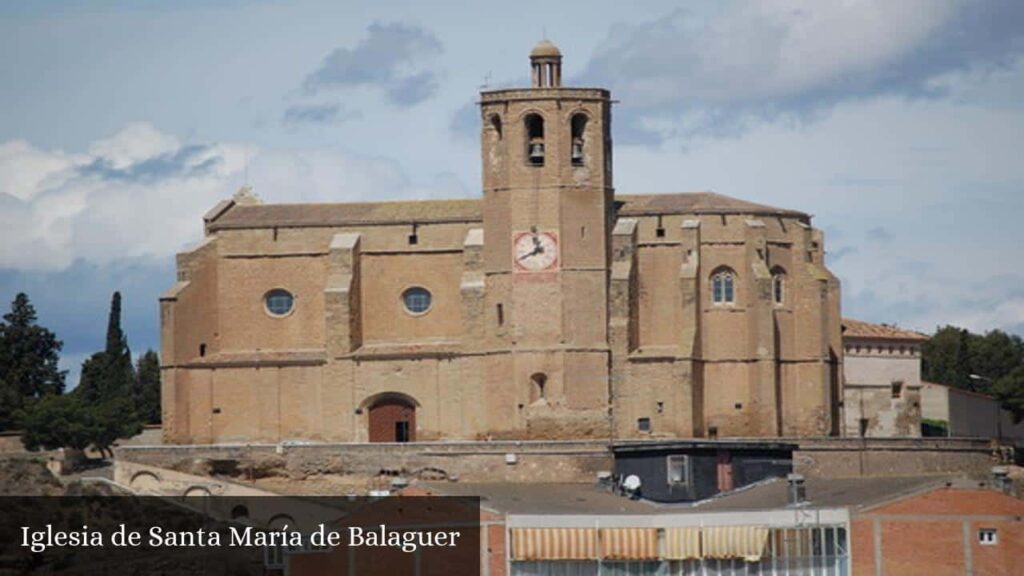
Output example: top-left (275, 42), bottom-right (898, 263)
top-left (787, 473), bottom-right (807, 506)
top-left (991, 466), bottom-right (1012, 495)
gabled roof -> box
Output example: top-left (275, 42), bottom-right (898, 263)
top-left (203, 191), bottom-right (808, 230)
top-left (842, 318), bottom-right (929, 342)
top-left (617, 192), bottom-right (808, 219)
top-left (207, 198), bottom-right (482, 230)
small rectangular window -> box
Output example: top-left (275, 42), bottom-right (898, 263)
top-left (979, 528), bottom-right (998, 545)
top-left (497, 303), bottom-right (504, 326)
top-left (655, 227), bottom-right (666, 238)
top-left (408, 233), bottom-right (419, 245)
top-left (637, 417), bottom-right (651, 432)
top-left (891, 381), bottom-right (903, 399)
top-left (667, 455), bottom-right (689, 486)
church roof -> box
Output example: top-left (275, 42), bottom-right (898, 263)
top-left (206, 192), bottom-right (807, 230)
top-left (842, 318), bottom-right (929, 341)
top-left (617, 192), bottom-right (808, 218)
top-left (207, 198), bottom-right (482, 230)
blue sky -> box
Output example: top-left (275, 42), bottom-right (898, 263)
top-left (1, 0), bottom-right (1023, 386)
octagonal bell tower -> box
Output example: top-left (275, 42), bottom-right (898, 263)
top-left (479, 41), bottom-right (614, 437)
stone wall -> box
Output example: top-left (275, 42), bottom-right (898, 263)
top-left (115, 440), bottom-right (612, 484)
top-left (793, 437), bottom-right (998, 478)
top-left (116, 438), bottom-right (1001, 488)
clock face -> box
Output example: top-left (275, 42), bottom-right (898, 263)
top-left (513, 231), bottom-right (559, 272)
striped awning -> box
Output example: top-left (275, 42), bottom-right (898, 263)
top-left (599, 528), bottom-right (659, 560)
top-left (664, 528), bottom-right (701, 560)
top-left (511, 528), bottom-right (598, 560)
top-left (702, 526), bottom-right (769, 562)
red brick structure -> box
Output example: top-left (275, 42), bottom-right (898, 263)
top-left (851, 486), bottom-right (1024, 576)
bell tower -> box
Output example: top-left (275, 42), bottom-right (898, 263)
top-left (479, 41), bottom-right (614, 436)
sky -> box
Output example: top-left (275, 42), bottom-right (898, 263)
top-left (1, 0), bottom-right (1023, 386)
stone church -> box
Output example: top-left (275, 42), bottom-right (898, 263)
top-left (160, 41), bottom-right (843, 444)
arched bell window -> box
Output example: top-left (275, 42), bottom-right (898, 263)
top-left (570, 113), bottom-right (587, 166)
top-left (489, 113), bottom-right (502, 140)
top-left (524, 113), bottom-right (545, 166)
top-left (711, 268), bottom-right (736, 305)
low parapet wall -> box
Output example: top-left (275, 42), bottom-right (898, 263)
top-left (792, 437), bottom-right (1001, 478)
top-left (114, 440), bottom-right (613, 484)
top-left (114, 437), bottom-right (1002, 486)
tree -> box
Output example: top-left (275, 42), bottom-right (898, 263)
top-left (77, 292), bottom-right (135, 404)
top-left (0, 293), bottom-right (66, 430)
top-left (21, 394), bottom-right (95, 452)
top-left (922, 326), bottom-right (972, 389)
top-left (993, 366), bottom-right (1024, 423)
top-left (922, 324), bottom-right (1024, 424)
top-left (23, 292), bottom-right (143, 457)
top-left (134, 350), bottom-right (161, 425)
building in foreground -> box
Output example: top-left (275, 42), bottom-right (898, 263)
top-left (160, 41), bottom-right (842, 445)
top-left (278, 474), bottom-right (1022, 576)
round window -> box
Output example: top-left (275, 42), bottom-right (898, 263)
top-left (402, 287), bottom-right (432, 315)
top-left (264, 289), bottom-right (294, 316)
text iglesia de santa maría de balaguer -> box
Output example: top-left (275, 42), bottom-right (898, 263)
top-left (159, 41), bottom-right (842, 445)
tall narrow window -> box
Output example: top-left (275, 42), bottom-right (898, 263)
top-left (489, 114), bottom-right (502, 140)
top-left (525, 114), bottom-right (544, 166)
top-left (530, 373), bottom-right (547, 403)
top-left (712, 269), bottom-right (736, 304)
top-left (772, 268), bottom-right (786, 305)
top-left (570, 113), bottom-right (587, 166)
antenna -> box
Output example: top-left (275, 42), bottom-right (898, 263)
top-left (479, 71), bottom-right (492, 90)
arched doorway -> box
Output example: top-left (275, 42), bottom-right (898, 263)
top-left (368, 395), bottom-right (417, 442)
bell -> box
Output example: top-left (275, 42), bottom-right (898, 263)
top-left (571, 139), bottom-right (584, 164)
top-left (529, 142), bottom-right (545, 162)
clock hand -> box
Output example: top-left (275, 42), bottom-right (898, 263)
top-left (518, 246), bottom-right (541, 260)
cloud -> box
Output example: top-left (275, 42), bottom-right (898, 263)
top-left (282, 103), bottom-right (359, 126)
top-left (0, 122), bottom-right (470, 272)
top-left (303, 21), bottom-right (443, 107)
top-left (578, 1), bottom-right (1024, 144)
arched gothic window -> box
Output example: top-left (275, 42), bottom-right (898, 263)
top-left (712, 269), bottom-right (736, 304)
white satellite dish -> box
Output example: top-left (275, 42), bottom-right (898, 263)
top-left (622, 474), bottom-right (642, 492)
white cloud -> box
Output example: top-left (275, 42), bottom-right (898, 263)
top-left (581, 0), bottom-right (1024, 142)
top-left (0, 123), bottom-right (468, 272)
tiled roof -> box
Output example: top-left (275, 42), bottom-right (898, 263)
top-left (208, 198), bottom-right (483, 230)
top-left (205, 192), bottom-right (809, 230)
top-left (842, 318), bottom-right (929, 341)
top-left (617, 192), bottom-right (808, 218)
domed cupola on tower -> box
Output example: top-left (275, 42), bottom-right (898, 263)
top-left (530, 39), bottom-right (562, 88)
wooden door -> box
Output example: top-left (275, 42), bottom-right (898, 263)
top-left (368, 398), bottom-right (415, 442)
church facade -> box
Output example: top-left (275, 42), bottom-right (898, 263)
top-left (160, 42), bottom-right (843, 444)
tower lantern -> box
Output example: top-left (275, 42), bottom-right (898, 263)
top-left (530, 40), bottom-right (562, 88)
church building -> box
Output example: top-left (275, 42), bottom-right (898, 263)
top-left (160, 42), bottom-right (843, 444)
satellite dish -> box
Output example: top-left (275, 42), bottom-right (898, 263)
top-left (622, 475), bottom-right (642, 492)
